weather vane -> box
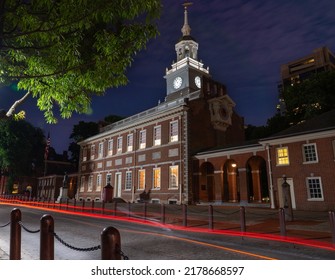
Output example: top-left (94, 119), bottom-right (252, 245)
top-left (183, 1), bottom-right (193, 8)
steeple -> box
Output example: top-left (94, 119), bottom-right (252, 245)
top-left (181, 2), bottom-right (192, 37)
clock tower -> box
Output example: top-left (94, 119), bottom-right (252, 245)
top-left (164, 2), bottom-right (211, 101)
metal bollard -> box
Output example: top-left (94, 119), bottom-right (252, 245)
top-left (40, 214), bottom-right (54, 260)
top-left (183, 204), bottom-right (187, 227)
top-left (240, 206), bottom-right (246, 232)
top-left (114, 202), bottom-right (118, 216)
top-left (279, 208), bottom-right (286, 237)
top-left (128, 202), bottom-right (131, 217)
top-left (82, 200), bottom-right (85, 212)
top-left (101, 201), bottom-right (105, 215)
top-left (101, 226), bottom-right (121, 260)
top-left (10, 208), bottom-right (21, 260)
top-left (329, 210), bottom-right (335, 246)
top-left (161, 204), bottom-right (166, 224)
top-left (91, 200), bottom-right (95, 213)
top-left (208, 205), bottom-right (214, 230)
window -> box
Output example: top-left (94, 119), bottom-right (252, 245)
top-left (303, 143), bottom-right (318, 163)
top-left (153, 168), bottom-right (161, 189)
top-left (170, 121), bottom-right (178, 142)
top-left (98, 142), bottom-right (104, 158)
top-left (169, 165), bottom-right (179, 189)
top-left (80, 176), bottom-right (85, 192)
top-left (139, 130), bottom-right (146, 149)
top-left (88, 175), bottom-right (93, 192)
top-left (117, 136), bottom-right (123, 154)
top-left (90, 145), bottom-right (95, 160)
top-left (276, 147), bottom-right (289, 165)
top-left (127, 134), bottom-right (133, 152)
top-left (108, 139), bottom-right (113, 156)
top-left (125, 171), bottom-right (132, 190)
top-left (82, 148), bottom-right (87, 162)
top-left (306, 177), bottom-right (324, 200)
top-left (96, 174), bottom-right (102, 191)
top-left (154, 126), bottom-right (161, 146)
top-left (106, 173), bottom-right (111, 185)
top-left (138, 170), bottom-right (145, 190)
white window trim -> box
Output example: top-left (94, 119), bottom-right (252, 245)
top-left (153, 167), bottom-right (161, 189)
top-left (306, 176), bottom-right (324, 201)
top-left (117, 136), bottom-right (123, 154)
top-left (302, 143), bottom-right (318, 164)
top-left (170, 120), bottom-right (179, 142)
top-left (138, 169), bottom-right (145, 190)
top-left (169, 165), bottom-right (179, 189)
top-left (127, 134), bottom-right (133, 152)
top-left (108, 139), bottom-right (114, 156)
top-left (125, 171), bottom-right (132, 190)
top-left (153, 125), bottom-right (161, 146)
top-left (98, 142), bottom-right (104, 158)
top-left (139, 130), bottom-right (146, 149)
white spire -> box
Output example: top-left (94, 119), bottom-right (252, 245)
top-left (181, 2), bottom-right (193, 36)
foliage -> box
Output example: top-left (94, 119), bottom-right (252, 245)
top-left (68, 121), bottom-right (100, 164)
top-left (0, 119), bottom-right (45, 180)
top-left (282, 70), bottom-right (335, 125)
top-left (0, 0), bottom-right (161, 123)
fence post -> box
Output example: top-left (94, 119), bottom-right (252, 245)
top-left (208, 205), bottom-right (213, 230)
top-left (161, 203), bottom-right (165, 224)
top-left (183, 204), bottom-right (187, 227)
top-left (240, 206), bottom-right (246, 232)
top-left (40, 214), bottom-right (54, 260)
top-left (329, 210), bottom-right (335, 246)
top-left (279, 208), bottom-right (286, 237)
top-left (101, 226), bottom-right (121, 260)
top-left (10, 208), bottom-right (21, 260)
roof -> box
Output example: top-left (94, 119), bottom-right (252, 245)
top-left (263, 109), bottom-right (335, 140)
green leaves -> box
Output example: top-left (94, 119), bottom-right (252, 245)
top-left (0, 0), bottom-right (161, 123)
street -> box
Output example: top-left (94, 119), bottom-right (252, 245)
top-left (0, 204), bottom-right (334, 260)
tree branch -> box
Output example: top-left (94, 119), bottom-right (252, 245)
top-left (6, 90), bottom-right (31, 117)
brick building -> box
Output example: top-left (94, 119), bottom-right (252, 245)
top-left (194, 110), bottom-right (335, 211)
top-left (76, 5), bottom-right (245, 204)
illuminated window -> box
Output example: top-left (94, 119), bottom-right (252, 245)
top-left (306, 177), bottom-right (323, 200)
top-left (153, 168), bottom-right (161, 189)
top-left (154, 126), bottom-right (161, 146)
top-left (170, 121), bottom-right (178, 142)
top-left (127, 134), bottom-right (133, 152)
top-left (169, 166), bottom-right (179, 189)
top-left (108, 139), bottom-right (113, 156)
top-left (303, 143), bottom-right (318, 163)
top-left (117, 136), bottom-right (123, 154)
top-left (139, 130), bottom-right (146, 149)
top-left (276, 147), bottom-right (289, 165)
top-left (125, 171), bottom-right (132, 190)
top-left (138, 170), bottom-right (145, 190)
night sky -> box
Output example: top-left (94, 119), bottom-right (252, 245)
top-left (1, 0), bottom-right (335, 153)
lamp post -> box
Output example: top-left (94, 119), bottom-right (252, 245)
top-left (282, 175), bottom-right (293, 221)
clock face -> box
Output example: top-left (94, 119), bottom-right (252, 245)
top-left (195, 76), bottom-right (201, 88)
top-left (173, 76), bottom-right (183, 89)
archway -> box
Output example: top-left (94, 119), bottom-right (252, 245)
top-left (199, 162), bottom-right (215, 202)
top-left (223, 160), bottom-right (239, 202)
top-left (246, 156), bottom-right (269, 203)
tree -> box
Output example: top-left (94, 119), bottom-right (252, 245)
top-left (283, 70), bottom-right (335, 125)
top-left (0, 119), bottom-right (45, 192)
top-left (0, 0), bottom-right (161, 123)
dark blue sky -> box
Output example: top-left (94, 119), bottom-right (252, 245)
top-left (1, 0), bottom-right (335, 152)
